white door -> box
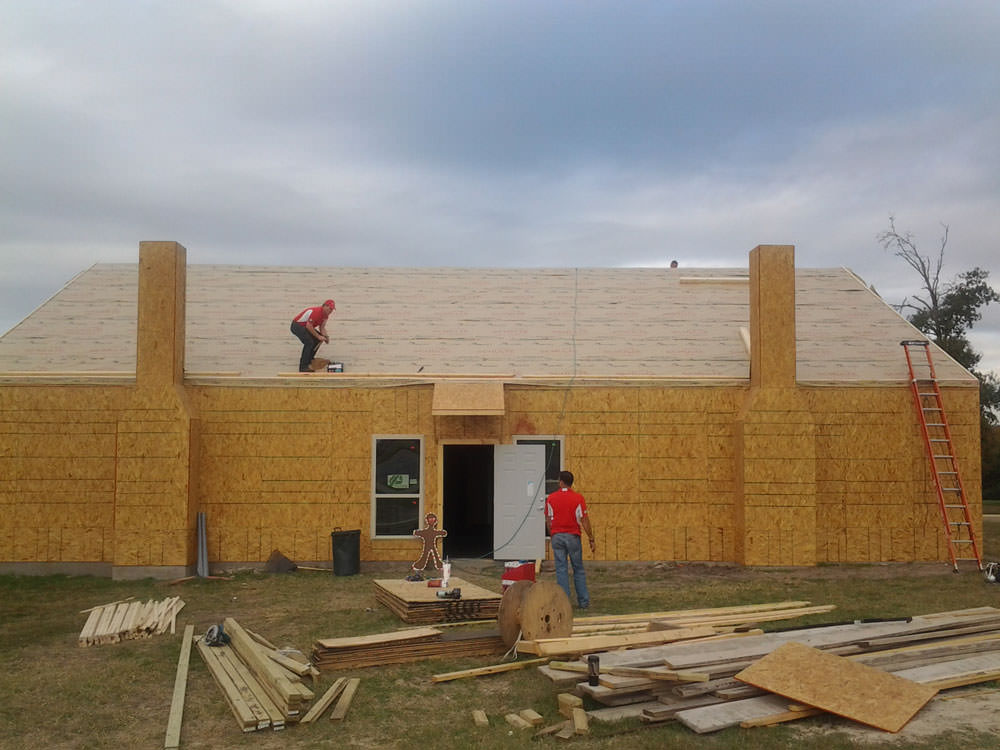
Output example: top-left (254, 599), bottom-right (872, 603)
top-left (493, 444), bottom-right (546, 560)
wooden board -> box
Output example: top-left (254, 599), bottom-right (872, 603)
top-left (299, 678), bottom-right (347, 723)
top-left (164, 625), bottom-right (195, 749)
top-left (329, 678), bottom-right (361, 721)
top-left (312, 628), bottom-right (505, 671)
top-left (662, 614), bottom-right (1000, 669)
top-left (373, 578), bottom-right (502, 624)
top-left (893, 652), bottom-right (1000, 687)
top-left (519, 624), bottom-right (717, 657)
top-left (735, 641), bottom-right (938, 732)
top-left (431, 381), bottom-right (505, 415)
top-left (315, 627), bottom-right (442, 650)
top-left (676, 694), bottom-right (800, 733)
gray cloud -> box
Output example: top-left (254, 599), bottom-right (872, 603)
top-left (2, 0), bottom-right (999, 370)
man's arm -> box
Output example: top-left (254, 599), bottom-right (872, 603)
top-left (580, 515), bottom-right (596, 553)
top-left (306, 320), bottom-right (329, 344)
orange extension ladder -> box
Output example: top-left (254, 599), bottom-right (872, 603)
top-left (901, 340), bottom-right (982, 571)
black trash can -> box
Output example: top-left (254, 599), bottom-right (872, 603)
top-left (331, 528), bottom-right (361, 576)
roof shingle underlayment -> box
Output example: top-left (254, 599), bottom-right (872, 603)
top-left (0, 263), bottom-right (975, 384)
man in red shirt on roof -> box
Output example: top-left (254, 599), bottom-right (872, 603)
top-left (545, 470), bottom-right (596, 610)
top-left (290, 299), bottom-right (335, 372)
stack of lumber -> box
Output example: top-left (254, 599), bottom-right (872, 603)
top-left (78, 596), bottom-right (185, 646)
top-left (196, 618), bottom-right (315, 732)
top-left (521, 600), bottom-right (835, 658)
top-left (373, 578), bottom-right (502, 624)
top-left (540, 606), bottom-right (1000, 734)
top-left (312, 625), bottom-right (506, 671)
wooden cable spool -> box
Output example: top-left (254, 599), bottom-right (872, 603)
top-left (497, 580), bottom-right (573, 647)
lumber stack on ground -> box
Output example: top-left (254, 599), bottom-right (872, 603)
top-left (78, 597), bottom-right (185, 646)
top-left (518, 600), bottom-right (832, 659)
top-left (543, 606), bottom-right (1000, 734)
top-left (224, 618), bottom-right (314, 717)
top-left (312, 626), bottom-right (505, 671)
top-left (373, 578), bottom-right (503, 624)
top-left (196, 619), bottom-right (316, 732)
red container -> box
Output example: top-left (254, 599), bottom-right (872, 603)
top-left (501, 560), bottom-right (536, 591)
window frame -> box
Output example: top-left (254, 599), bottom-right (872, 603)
top-left (371, 434), bottom-right (424, 540)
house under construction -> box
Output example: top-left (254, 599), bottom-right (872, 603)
top-left (0, 242), bottom-right (982, 579)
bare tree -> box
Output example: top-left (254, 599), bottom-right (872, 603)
top-left (877, 214), bottom-right (949, 334)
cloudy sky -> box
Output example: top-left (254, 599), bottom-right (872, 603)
top-left (2, 1), bottom-right (999, 373)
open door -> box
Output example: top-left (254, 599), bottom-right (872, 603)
top-left (493, 444), bottom-right (546, 560)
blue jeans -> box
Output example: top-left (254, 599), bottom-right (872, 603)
top-left (551, 533), bottom-right (589, 608)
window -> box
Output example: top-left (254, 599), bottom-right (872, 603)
top-left (372, 436), bottom-right (423, 538)
top-left (514, 436), bottom-right (563, 496)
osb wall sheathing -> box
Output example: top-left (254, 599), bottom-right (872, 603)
top-left (806, 384), bottom-right (982, 564)
top-left (0, 377), bottom-right (981, 571)
top-left (506, 385), bottom-right (745, 564)
top-left (113, 383), bottom-right (196, 570)
top-left (188, 384), bottom-right (439, 565)
top-left (0, 384), bottom-right (195, 571)
top-left (735, 387), bottom-right (818, 566)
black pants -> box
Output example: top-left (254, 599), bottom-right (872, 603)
top-left (290, 322), bottom-right (321, 371)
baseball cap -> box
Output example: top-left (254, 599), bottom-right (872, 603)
top-left (323, 299), bottom-right (336, 309)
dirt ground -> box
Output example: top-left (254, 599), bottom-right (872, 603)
top-left (794, 689), bottom-right (1000, 744)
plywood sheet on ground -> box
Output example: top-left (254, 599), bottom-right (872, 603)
top-left (735, 641), bottom-right (937, 732)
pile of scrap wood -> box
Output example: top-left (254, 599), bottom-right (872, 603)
top-left (78, 596), bottom-right (185, 646)
top-left (373, 578), bottom-right (502, 624)
top-left (195, 617), bottom-right (316, 732)
top-left (541, 606), bottom-right (1000, 734)
top-left (312, 625), bottom-right (506, 671)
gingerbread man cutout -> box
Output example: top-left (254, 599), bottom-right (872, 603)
top-left (411, 512), bottom-right (448, 573)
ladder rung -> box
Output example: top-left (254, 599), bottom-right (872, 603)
top-left (951, 539), bottom-right (974, 545)
top-left (926, 423), bottom-right (946, 427)
top-left (944, 504), bottom-right (966, 509)
top-left (942, 488), bottom-right (961, 492)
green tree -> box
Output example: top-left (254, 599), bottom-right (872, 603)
top-left (984, 422), bottom-right (1000, 500)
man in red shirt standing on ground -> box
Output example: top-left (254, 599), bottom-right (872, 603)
top-left (290, 299), bottom-right (335, 372)
top-left (545, 470), bottom-right (596, 610)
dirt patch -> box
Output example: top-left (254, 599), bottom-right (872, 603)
top-left (794, 689), bottom-right (1000, 744)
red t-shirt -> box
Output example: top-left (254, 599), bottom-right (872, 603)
top-left (546, 487), bottom-right (588, 536)
top-left (293, 306), bottom-right (329, 327)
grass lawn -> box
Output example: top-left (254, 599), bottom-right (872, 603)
top-left (3, 522), bottom-right (1000, 750)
